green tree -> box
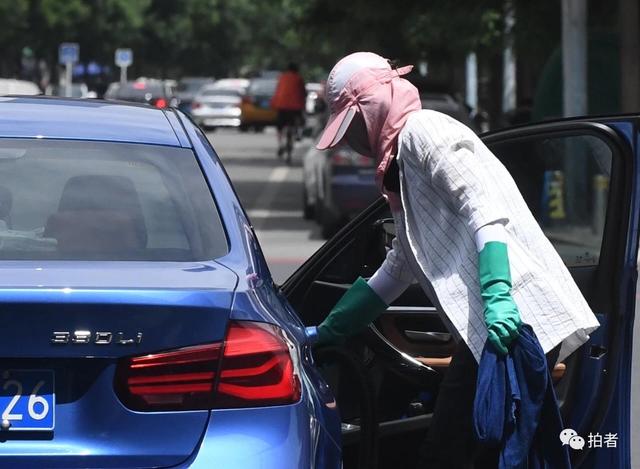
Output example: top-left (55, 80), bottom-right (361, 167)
top-left (0, 0), bottom-right (30, 76)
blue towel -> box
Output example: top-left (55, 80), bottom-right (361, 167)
top-left (473, 325), bottom-right (571, 469)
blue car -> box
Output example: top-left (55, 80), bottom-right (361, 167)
top-left (0, 97), bottom-right (341, 468)
top-left (1, 97), bottom-right (639, 469)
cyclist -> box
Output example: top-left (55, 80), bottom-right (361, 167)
top-left (271, 62), bottom-right (306, 160)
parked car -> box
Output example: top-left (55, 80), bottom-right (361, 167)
top-left (191, 85), bottom-right (243, 130)
top-left (45, 83), bottom-right (91, 98)
top-left (0, 96), bottom-right (341, 469)
top-left (104, 79), bottom-right (177, 109)
top-left (290, 114), bottom-right (639, 469)
top-left (305, 82), bottom-right (324, 115)
top-left (303, 143), bottom-right (378, 238)
top-left (240, 77), bottom-right (279, 131)
top-left (0, 78), bottom-right (40, 96)
top-left (210, 78), bottom-right (250, 94)
top-left (176, 77), bottom-right (215, 114)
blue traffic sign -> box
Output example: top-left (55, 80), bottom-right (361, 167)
top-left (115, 48), bottom-right (133, 67)
top-left (58, 43), bottom-right (79, 65)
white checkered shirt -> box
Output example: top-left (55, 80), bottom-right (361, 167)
top-left (378, 110), bottom-right (600, 362)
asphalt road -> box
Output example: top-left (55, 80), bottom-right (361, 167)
top-left (205, 128), bottom-right (324, 283)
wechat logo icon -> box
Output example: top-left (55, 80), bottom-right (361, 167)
top-left (559, 428), bottom-right (585, 450)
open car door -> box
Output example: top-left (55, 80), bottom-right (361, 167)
top-left (282, 116), bottom-right (638, 469)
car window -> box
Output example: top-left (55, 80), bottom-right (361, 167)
top-left (107, 82), bottom-right (164, 100)
top-left (0, 139), bottom-right (228, 261)
top-left (248, 80), bottom-right (277, 96)
top-left (489, 133), bottom-right (612, 267)
top-left (177, 80), bottom-right (210, 93)
top-left (200, 89), bottom-right (241, 98)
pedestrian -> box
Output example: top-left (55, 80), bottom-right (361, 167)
top-left (271, 62), bottom-right (306, 157)
top-left (311, 52), bottom-right (599, 468)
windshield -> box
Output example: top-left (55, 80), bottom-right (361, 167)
top-left (106, 82), bottom-right (165, 101)
top-left (248, 79), bottom-right (277, 96)
top-left (177, 79), bottom-right (211, 93)
top-left (200, 89), bottom-right (241, 98)
top-left (49, 84), bottom-right (85, 98)
top-left (0, 139), bottom-right (227, 261)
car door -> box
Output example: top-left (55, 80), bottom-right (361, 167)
top-left (282, 116), bottom-right (638, 469)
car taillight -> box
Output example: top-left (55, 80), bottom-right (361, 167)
top-left (155, 98), bottom-right (168, 109)
top-left (114, 321), bottom-right (301, 411)
top-left (191, 101), bottom-right (201, 110)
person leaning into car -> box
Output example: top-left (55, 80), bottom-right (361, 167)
top-left (310, 52), bottom-right (600, 468)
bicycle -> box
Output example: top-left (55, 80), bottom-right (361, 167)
top-left (284, 121), bottom-right (297, 165)
top-left (278, 115), bottom-right (301, 165)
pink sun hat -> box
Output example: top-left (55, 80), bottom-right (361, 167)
top-left (316, 52), bottom-right (391, 150)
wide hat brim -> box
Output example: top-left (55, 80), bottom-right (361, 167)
top-left (315, 105), bottom-right (357, 150)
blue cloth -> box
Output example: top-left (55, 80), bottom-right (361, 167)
top-left (473, 325), bottom-right (571, 469)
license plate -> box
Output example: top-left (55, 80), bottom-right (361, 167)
top-left (1, 370), bottom-right (55, 431)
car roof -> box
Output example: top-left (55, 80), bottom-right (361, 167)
top-left (0, 96), bottom-right (184, 147)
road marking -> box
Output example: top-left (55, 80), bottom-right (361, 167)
top-left (247, 209), bottom-right (302, 218)
top-left (251, 166), bottom-right (291, 229)
top-left (269, 166), bottom-right (289, 183)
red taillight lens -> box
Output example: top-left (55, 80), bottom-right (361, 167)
top-left (215, 321), bottom-right (301, 408)
top-left (191, 101), bottom-right (201, 110)
top-left (115, 342), bottom-right (222, 411)
top-left (155, 98), bottom-right (167, 109)
top-left (115, 321), bottom-right (301, 411)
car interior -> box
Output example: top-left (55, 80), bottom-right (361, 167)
top-left (44, 175), bottom-right (148, 256)
top-left (283, 123), bottom-right (630, 469)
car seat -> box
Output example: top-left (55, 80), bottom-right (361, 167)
top-left (44, 175), bottom-right (147, 258)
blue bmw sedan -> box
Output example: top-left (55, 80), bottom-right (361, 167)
top-left (0, 97), bottom-right (341, 468)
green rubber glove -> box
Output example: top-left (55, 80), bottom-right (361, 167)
top-left (478, 241), bottom-right (522, 355)
top-left (317, 277), bottom-right (388, 345)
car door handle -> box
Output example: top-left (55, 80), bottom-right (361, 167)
top-left (404, 330), bottom-right (452, 343)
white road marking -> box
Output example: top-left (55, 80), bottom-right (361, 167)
top-left (269, 166), bottom-right (289, 183)
top-left (247, 209), bottom-right (302, 218)
top-left (251, 166), bottom-right (290, 229)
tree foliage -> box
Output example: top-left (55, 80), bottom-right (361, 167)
top-left (0, 0), bottom-right (563, 82)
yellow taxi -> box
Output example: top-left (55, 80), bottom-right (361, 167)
top-left (240, 77), bottom-right (279, 131)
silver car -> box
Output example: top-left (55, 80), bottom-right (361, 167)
top-left (191, 86), bottom-right (244, 129)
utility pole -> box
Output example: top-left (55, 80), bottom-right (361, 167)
top-left (561, 0), bottom-right (589, 224)
top-left (502, 0), bottom-right (516, 114)
top-left (466, 52), bottom-right (478, 112)
top-left (562, 0), bottom-right (587, 117)
top-left (619, 0), bottom-right (640, 112)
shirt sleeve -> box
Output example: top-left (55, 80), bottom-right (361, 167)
top-left (378, 234), bottom-right (416, 285)
top-left (474, 222), bottom-right (507, 252)
top-left (417, 118), bottom-right (509, 232)
top-left (367, 265), bottom-right (412, 304)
